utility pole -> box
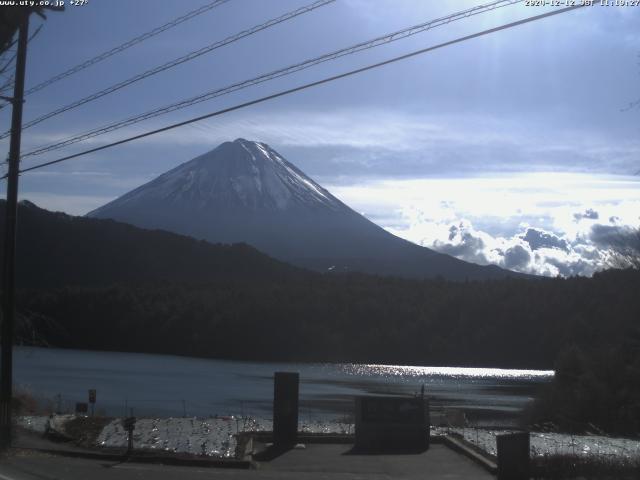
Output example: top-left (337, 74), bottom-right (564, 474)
top-left (0, 14), bottom-right (29, 450)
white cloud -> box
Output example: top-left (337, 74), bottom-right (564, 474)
top-left (395, 216), bottom-right (617, 277)
top-left (327, 172), bottom-right (640, 277)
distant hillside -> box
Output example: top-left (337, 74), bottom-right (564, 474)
top-left (0, 200), bottom-right (305, 289)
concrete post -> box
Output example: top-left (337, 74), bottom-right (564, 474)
top-left (354, 396), bottom-right (429, 452)
top-left (497, 431), bottom-right (530, 480)
top-left (273, 372), bottom-right (298, 447)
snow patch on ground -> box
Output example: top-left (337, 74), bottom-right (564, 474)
top-left (17, 416), bottom-right (353, 458)
top-left (16, 415), bottom-right (50, 434)
top-left (98, 417), bottom-right (239, 457)
top-left (450, 427), bottom-right (640, 459)
top-left (97, 416), bottom-right (353, 457)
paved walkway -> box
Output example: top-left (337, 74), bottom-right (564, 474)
top-left (1, 443), bottom-right (494, 479)
top-left (3, 429), bottom-right (495, 479)
top-left (12, 427), bottom-right (95, 454)
top-left (258, 443), bottom-right (495, 479)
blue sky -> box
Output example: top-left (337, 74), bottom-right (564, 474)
top-left (1, 0), bottom-right (639, 276)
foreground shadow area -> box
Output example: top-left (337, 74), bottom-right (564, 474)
top-left (252, 444), bottom-right (294, 462)
top-left (343, 445), bottom-right (429, 456)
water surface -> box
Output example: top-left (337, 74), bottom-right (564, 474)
top-left (14, 347), bottom-right (552, 424)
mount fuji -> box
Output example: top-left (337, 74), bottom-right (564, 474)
top-left (88, 139), bottom-right (519, 280)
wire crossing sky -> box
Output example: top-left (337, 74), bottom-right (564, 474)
top-left (22, 0), bottom-right (231, 97)
top-left (21, 0), bottom-right (523, 159)
top-left (0, 0), bottom-right (335, 140)
top-left (15, 4), bottom-right (584, 176)
top-left (1, 0), bottom-right (638, 277)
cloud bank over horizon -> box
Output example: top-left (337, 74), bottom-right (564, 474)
top-left (329, 173), bottom-right (640, 277)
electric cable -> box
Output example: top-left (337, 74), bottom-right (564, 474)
top-left (23, 0), bottom-right (231, 97)
top-left (0, 0), bottom-right (335, 140)
top-left (21, 0), bottom-right (523, 158)
top-left (10, 4), bottom-right (586, 179)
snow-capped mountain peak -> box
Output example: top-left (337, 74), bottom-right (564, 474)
top-left (94, 139), bottom-right (342, 214)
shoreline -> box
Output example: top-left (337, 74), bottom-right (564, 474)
top-left (14, 345), bottom-right (557, 374)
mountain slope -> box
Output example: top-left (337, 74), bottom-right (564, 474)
top-left (1, 200), bottom-right (303, 289)
top-left (89, 138), bottom-right (521, 280)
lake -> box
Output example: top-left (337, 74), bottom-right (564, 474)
top-left (14, 347), bottom-right (552, 425)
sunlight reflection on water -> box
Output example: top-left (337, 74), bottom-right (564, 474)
top-left (341, 364), bottom-right (554, 379)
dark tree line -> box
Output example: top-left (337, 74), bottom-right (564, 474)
top-left (16, 268), bottom-right (640, 370)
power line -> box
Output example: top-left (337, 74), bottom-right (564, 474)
top-left (0, 75), bottom-right (14, 95)
top-left (0, 0), bottom-right (335, 140)
top-left (22, 0), bottom-right (231, 97)
top-left (12, 4), bottom-right (587, 178)
top-left (22, 0), bottom-right (522, 159)
top-left (0, 51), bottom-right (17, 77)
top-left (0, 25), bottom-right (43, 108)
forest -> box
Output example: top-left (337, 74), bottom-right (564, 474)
top-left (16, 268), bottom-right (640, 370)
